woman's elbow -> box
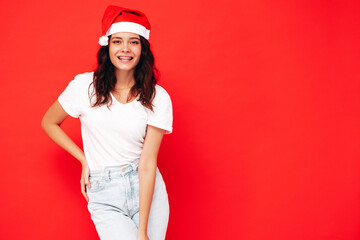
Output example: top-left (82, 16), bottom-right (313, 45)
top-left (138, 158), bottom-right (157, 172)
top-left (41, 114), bottom-right (51, 131)
top-left (41, 113), bottom-right (60, 132)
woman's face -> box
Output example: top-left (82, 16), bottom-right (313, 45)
top-left (109, 32), bottom-right (142, 74)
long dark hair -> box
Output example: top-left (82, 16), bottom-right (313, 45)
top-left (89, 35), bottom-right (158, 111)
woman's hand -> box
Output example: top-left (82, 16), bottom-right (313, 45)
top-left (137, 232), bottom-right (149, 240)
top-left (80, 163), bottom-right (91, 202)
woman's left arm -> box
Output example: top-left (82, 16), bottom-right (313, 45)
top-left (137, 125), bottom-right (165, 239)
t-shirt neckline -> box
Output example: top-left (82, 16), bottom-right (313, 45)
top-left (110, 92), bottom-right (139, 106)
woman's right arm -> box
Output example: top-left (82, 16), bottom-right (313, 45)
top-left (41, 99), bottom-right (90, 201)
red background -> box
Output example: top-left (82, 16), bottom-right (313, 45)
top-left (0, 0), bottom-right (359, 239)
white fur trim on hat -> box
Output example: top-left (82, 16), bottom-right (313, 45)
top-left (98, 22), bottom-right (150, 46)
top-left (107, 22), bottom-right (150, 39)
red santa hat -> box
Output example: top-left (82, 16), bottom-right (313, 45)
top-left (98, 5), bottom-right (151, 46)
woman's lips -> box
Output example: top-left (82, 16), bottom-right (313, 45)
top-left (117, 56), bottom-right (133, 63)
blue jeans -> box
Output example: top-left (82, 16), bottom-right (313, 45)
top-left (86, 161), bottom-right (169, 240)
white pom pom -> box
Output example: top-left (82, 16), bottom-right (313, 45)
top-left (98, 36), bottom-right (109, 46)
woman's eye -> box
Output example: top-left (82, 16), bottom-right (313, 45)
top-left (113, 40), bottom-right (121, 44)
top-left (131, 41), bottom-right (139, 44)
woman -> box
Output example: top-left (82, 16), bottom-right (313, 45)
top-left (41, 5), bottom-right (172, 240)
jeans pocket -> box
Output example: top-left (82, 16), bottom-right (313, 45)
top-left (86, 178), bottom-right (105, 193)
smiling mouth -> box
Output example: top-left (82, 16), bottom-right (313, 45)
top-left (118, 56), bottom-right (133, 60)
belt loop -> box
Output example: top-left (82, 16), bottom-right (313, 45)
top-left (131, 161), bottom-right (138, 172)
top-left (104, 169), bottom-right (111, 182)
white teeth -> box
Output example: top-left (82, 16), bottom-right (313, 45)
top-left (118, 57), bottom-right (132, 60)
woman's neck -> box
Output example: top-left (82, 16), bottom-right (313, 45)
top-left (114, 69), bottom-right (136, 90)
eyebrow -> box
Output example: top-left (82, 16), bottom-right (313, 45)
top-left (111, 36), bottom-right (140, 40)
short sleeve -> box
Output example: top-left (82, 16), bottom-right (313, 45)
top-left (58, 74), bottom-right (86, 118)
top-left (147, 85), bottom-right (173, 134)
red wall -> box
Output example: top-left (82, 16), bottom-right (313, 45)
top-left (0, 0), bottom-right (359, 239)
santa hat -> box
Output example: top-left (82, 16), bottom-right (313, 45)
top-left (98, 5), bottom-right (151, 46)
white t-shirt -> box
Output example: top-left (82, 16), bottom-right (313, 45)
top-left (58, 72), bottom-right (173, 170)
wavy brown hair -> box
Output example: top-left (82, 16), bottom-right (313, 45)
top-left (89, 35), bottom-right (158, 111)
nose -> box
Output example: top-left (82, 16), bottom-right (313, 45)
top-left (121, 43), bottom-right (130, 53)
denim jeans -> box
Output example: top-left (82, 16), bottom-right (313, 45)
top-left (86, 161), bottom-right (169, 240)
